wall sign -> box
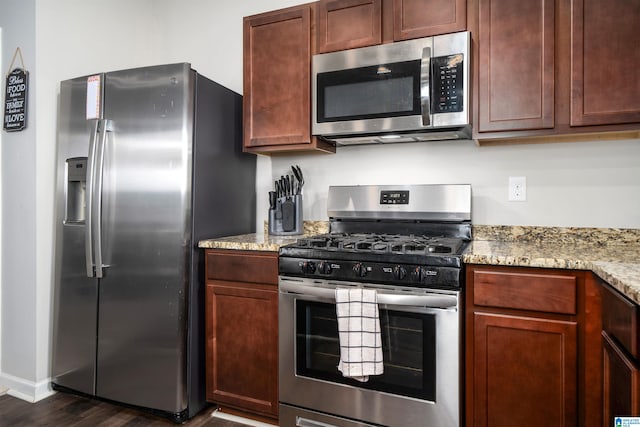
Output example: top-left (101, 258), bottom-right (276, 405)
top-left (3, 48), bottom-right (29, 132)
top-left (4, 68), bottom-right (29, 131)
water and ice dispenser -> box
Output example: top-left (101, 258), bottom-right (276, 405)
top-left (65, 157), bottom-right (87, 223)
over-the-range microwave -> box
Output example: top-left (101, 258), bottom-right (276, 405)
top-left (312, 31), bottom-right (471, 145)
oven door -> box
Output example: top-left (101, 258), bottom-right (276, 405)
top-left (279, 276), bottom-right (461, 427)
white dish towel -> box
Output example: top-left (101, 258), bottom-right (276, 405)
top-left (335, 287), bottom-right (384, 382)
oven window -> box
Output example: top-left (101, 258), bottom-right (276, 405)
top-left (296, 301), bottom-right (436, 401)
top-left (316, 60), bottom-right (421, 123)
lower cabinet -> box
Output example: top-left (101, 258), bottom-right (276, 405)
top-left (600, 279), bottom-right (640, 423)
top-left (466, 265), bottom-right (602, 427)
top-left (472, 312), bottom-right (577, 426)
top-left (205, 249), bottom-right (279, 420)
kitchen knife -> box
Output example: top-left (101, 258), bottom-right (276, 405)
top-left (285, 175), bottom-right (291, 197)
top-left (294, 165), bottom-right (304, 193)
top-left (269, 191), bottom-right (277, 209)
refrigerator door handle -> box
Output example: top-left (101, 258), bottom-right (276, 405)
top-left (92, 119), bottom-right (112, 279)
top-left (85, 119), bottom-right (111, 278)
top-left (85, 120), bottom-right (100, 277)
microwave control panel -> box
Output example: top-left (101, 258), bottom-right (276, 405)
top-left (432, 54), bottom-right (464, 114)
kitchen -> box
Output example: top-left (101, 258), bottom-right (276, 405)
top-left (1, 0), bottom-right (639, 426)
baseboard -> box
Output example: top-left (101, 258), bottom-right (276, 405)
top-left (212, 408), bottom-right (277, 427)
top-left (0, 373), bottom-right (55, 403)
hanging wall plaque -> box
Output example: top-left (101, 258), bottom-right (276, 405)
top-left (3, 48), bottom-right (29, 132)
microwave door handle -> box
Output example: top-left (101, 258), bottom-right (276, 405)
top-left (420, 46), bottom-right (432, 126)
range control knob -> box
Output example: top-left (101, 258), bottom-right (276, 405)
top-left (300, 261), bottom-right (316, 274)
top-left (393, 265), bottom-right (407, 280)
top-left (318, 261), bottom-right (332, 275)
top-left (352, 262), bottom-right (368, 278)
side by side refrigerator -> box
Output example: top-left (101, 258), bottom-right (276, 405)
top-left (51, 63), bottom-right (256, 422)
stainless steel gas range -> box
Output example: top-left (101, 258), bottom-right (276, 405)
top-left (278, 184), bottom-right (471, 427)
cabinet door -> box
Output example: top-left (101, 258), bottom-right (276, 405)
top-left (472, 312), bottom-right (577, 427)
top-left (603, 331), bottom-right (640, 422)
top-left (571, 0), bottom-right (640, 126)
top-left (393, 0), bottom-right (466, 40)
top-left (243, 5), bottom-right (334, 154)
top-left (477, 0), bottom-right (554, 132)
top-left (205, 281), bottom-right (278, 418)
top-left (317, 0), bottom-right (382, 53)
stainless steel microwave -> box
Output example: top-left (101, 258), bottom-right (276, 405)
top-left (312, 31), bottom-right (471, 145)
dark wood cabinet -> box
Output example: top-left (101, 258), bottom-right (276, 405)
top-left (205, 250), bottom-right (279, 420)
top-left (392, 0), bottom-right (466, 41)
top-left (473, 313), bottom-right (577, 426)
top-left (243, 4), bottom-right (335, 154)
top-left (466, 265), bottom-right (603, 427)
top-left (570, 0), bottom-right (640, 127)
top-left (317, 0), bottom-right (382, 53)
top-left (317, 0), bottom-right (466, 53)
top-left (472, 0), bottom-right (640, 143)
top-left (476, 0), bottom-right (555, 133)
top-left (600, 279), bottom-right (640, 424)
top-left (603, 332), bottom-right (640, 423)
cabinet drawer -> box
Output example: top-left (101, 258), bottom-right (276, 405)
top-left (206, 250), bottom-right (278, 285)
top-left (473, 270), bottom-right (577, 314)
top-left (601, 281), bottom-right (640, 359)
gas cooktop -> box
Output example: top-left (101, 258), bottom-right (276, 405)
top-left (278, 184), bottom-right (472, 289)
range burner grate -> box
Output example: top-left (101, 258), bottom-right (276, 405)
top-left (293, 233), bottom-right (463, 256)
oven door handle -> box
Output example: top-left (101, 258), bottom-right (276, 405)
top-left (280, 281), bottom-right (458, 309)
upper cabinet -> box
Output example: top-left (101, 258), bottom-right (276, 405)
top-left (473, 0), bottom-right (640, 143)
top-left (570, 0), bottom-right (640, 127)
top-left (317, 0), bottom-right (382, 53)
top-left (243, 3), bottom-right (335, 154)
top-left (317, 0), bottom-right (467, 53)
top-left (476, 0), bottom-right (555, 133)
top-left (393, 0), bottom-right (467, 41)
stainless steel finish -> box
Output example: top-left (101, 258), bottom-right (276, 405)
top-left (279, 276), bottom-right (462, 427)
top-left (93, 64), bottom-right (193, 411)
top-left (85, 119), bottom-right (99, 277)
top-left (420, 46), bottom-right (431, 126)
top-left (324, 126), bottom-right (471, 145)
top-left (312, 31), bottom-right (470, 144)
top-left (280, 404), bottom-right (380, 427)
top-left (52, 63), bottom-right (257, 421)
top-left (280, 277), bottom-right (459, 308)
top-left (327, 184), bottom-right (471, 221)
top-left (92, 119), bottom-right (110, 278)
top-left (53, 75), bottom-right (102, 396)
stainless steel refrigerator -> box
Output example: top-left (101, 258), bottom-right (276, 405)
top-left (51, 63), bottom-right (256, 422)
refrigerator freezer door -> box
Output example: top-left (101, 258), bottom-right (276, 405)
top-left (52, 76), bottom-right (104, 395)
top-left (95, 63), bottom-right (193, 414)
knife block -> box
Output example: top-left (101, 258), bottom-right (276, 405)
top-left (269, 194), bottom-right (303, 235)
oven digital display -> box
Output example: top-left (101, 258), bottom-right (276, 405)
top-left (380, 190), bottom-right (409, 205)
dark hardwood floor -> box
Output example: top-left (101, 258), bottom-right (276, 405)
top-left (0, 392), bottom-right (252, 427)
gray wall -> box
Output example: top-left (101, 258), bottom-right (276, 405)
top-left (0, 0), bottom-right (638, 402)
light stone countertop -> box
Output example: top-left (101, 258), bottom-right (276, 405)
top-left (197, 221), bottom-right (328, 252)
top-left (198, 223), bottom-right (640, 305)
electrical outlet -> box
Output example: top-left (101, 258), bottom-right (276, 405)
top-left (508, 176), bottom-right (527, 201)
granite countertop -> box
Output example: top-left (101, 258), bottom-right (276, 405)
top-left (198, 223), bottom-right (640, 305)
top-left (198, 221), bottom-right (329, 252)
top-left (465, 226), bottom-right (640, 304)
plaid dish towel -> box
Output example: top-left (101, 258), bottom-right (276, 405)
top-left (335, 288), bottom-right (384, 382)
